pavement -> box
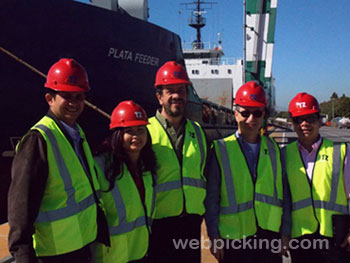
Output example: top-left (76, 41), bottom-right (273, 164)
top-left (0, 224), bottom-right (10, 261)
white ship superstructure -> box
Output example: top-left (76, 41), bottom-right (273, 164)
top-left (182, 0), bottom-right (277, 114)
top-left (183, 40), bottom-right (243, 109)
top-left (182, 1), bottom-right (244, 109)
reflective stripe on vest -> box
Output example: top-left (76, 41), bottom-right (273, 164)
top-left (34, 124), bottom-right (96, 223)
top-left (217, 137), bottom-right (282, 215)
top-left (93, 159), bottom-right (154, 263)
top-left (108, 176), bottom-right (154, 235)
top-left (215, 134), bottom-right (283, 239)
top-left (286, 139), bottom-right (348, 238)
top-left (291, 143), bottom-right (347, 214)
top-left (154, 120), bottom-right (206, 193)
top-left (148, 117), bottom-right (207, 218)
top-left (31, 116), bottom-right (99, 256)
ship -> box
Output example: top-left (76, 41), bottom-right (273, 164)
top-left (182, 0), bottom-right (278, 116)
top-left (0, 0), bottom-right (236, 226)
top-left (0, 0), bottom-right (202, 225)
top-left (0, 2), bottom-right (279, 260)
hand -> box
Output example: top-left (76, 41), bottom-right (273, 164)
top-left (340, 232), bottom-right (350, 251)
top-left (280, 234), bottom-right (291, 256)
top-left (210, 238), bottom-right (224, 262)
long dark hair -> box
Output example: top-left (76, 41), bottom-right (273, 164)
top-left (99, 128), bottom-right (157, 191)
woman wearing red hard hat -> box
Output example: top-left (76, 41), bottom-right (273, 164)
top-left (92, 100), bottom-right (156, 263)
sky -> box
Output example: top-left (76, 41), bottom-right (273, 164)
top-left (147, 0), bottom-right (350, 111)
top-left (79, 0), bottom-right (350, 111)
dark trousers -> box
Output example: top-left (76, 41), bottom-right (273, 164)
top-left (37, 245), bottom-right (91, 263)
top-left (222, 228), bottom-right (281, 263)
top-left (148, 214), bottom-right (203, 263)
top-left (290, 233), bottom-right (349, 263)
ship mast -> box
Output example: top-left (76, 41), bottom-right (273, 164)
top-left (181, 0), bottom-right (217, 49)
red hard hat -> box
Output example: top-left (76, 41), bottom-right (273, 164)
top-left (154, 61), bottom-right (191, 88)
top-left (234, 81), bottom-right (267, 107)
top-left (110, 100), bottom-right (149, 129)
top-left (45, 58), bottom-right (90, 92)
top-left (289, 92), bottom-right (320, 117)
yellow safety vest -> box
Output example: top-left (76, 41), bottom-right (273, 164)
top-left (147, 117), bottom-right (207, 219)
top-left (213, 134), bottom-right (283, 240)
top-left (29, 116), bottom-right (100, 256)
top-left (285, 139), bottom-right (348, 238)
top-left (93, 159), bottom-right (155, 263)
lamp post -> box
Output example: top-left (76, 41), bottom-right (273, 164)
top-left (332, 98), bottom-right (335, 127)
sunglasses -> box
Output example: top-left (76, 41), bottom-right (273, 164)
top-left (237, 110), bottom-right (264, 118)
top-left (292, 116), bottom-right (319, 124)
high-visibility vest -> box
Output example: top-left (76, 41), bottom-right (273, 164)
top-left (147, 117), bottom-right (207, 219)
top-left (285, 139), bottom-right (348, 238)
top-left (93, 160), bottom-right (155, 263)
top-left (213, 134), bottom-right (283, 240)
top-left (29, 116), bottom-right (100, 256)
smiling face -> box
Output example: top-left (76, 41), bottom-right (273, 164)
top-left (292, 113), bottom-right (321, 144)
top-left (45, 91), bottom-right (85, 126)
top-left (122, 125), bottom-right (148, 155)
top-left (156, 84), bottom-right (188, 119)
top-left (234, 105), bottom-right (265, 139)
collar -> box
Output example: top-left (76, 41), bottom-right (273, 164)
top-left (60, 120), bottom-right (80, 142)
top-left (46, 110), bottom-right (81, 146)
top-left (235, 130), bottom-right (261, 144)
top-left (155, 109), bottom-right (186, 129)
top-left (298, 136), bottom-right (322, 153)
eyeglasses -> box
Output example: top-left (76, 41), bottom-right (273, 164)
top-left (292, 116), bottom-right (319, 124)
top-left (237, 110), bottom-right (264, 118)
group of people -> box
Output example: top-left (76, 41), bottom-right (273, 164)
top-left (7, 58), bottom-right (350, 263)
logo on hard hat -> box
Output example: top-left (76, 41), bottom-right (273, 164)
top-left (296, 102), bottom-right (307, 109)
top-left (134, 111), bottom-right (143, 119)
top-left (174, 71), bottom-right (181, 78)
top-left (68, 75), bottom-right (78, 85)
top-left (250, 94), bottom-right (258, 101)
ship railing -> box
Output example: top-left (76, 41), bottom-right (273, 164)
top-left (185, 57), bottom-right (241, 66)
top-left (200, 99), bottom-right (237, 141)
top-left (182, 41), bottom-right (221, 51)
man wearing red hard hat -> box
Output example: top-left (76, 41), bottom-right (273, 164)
top-left (284, 92), bottom-right (350, 262)
top-left (205, 81), bottom-right (289, 262)
top-left (147, 61), bottom-right (207, 262)
top-left (8, 58), bottom-right (109, 263)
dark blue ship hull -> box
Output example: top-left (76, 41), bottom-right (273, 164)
top-left (0, 0), bottom-right (184, 223)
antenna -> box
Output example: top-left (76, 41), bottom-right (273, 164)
top-left (181, 0), bottom-right (217, 49)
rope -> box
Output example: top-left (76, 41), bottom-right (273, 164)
top-left (0, 46), bottom-right (111, 119)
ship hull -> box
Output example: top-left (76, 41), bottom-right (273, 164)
top-left (0, 0), bottom-right (183, 223)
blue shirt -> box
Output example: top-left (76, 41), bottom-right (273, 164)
top-left (60, 121), bottom-right (89, 175)
top-left (235, 131), bottom-right (260, 181)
